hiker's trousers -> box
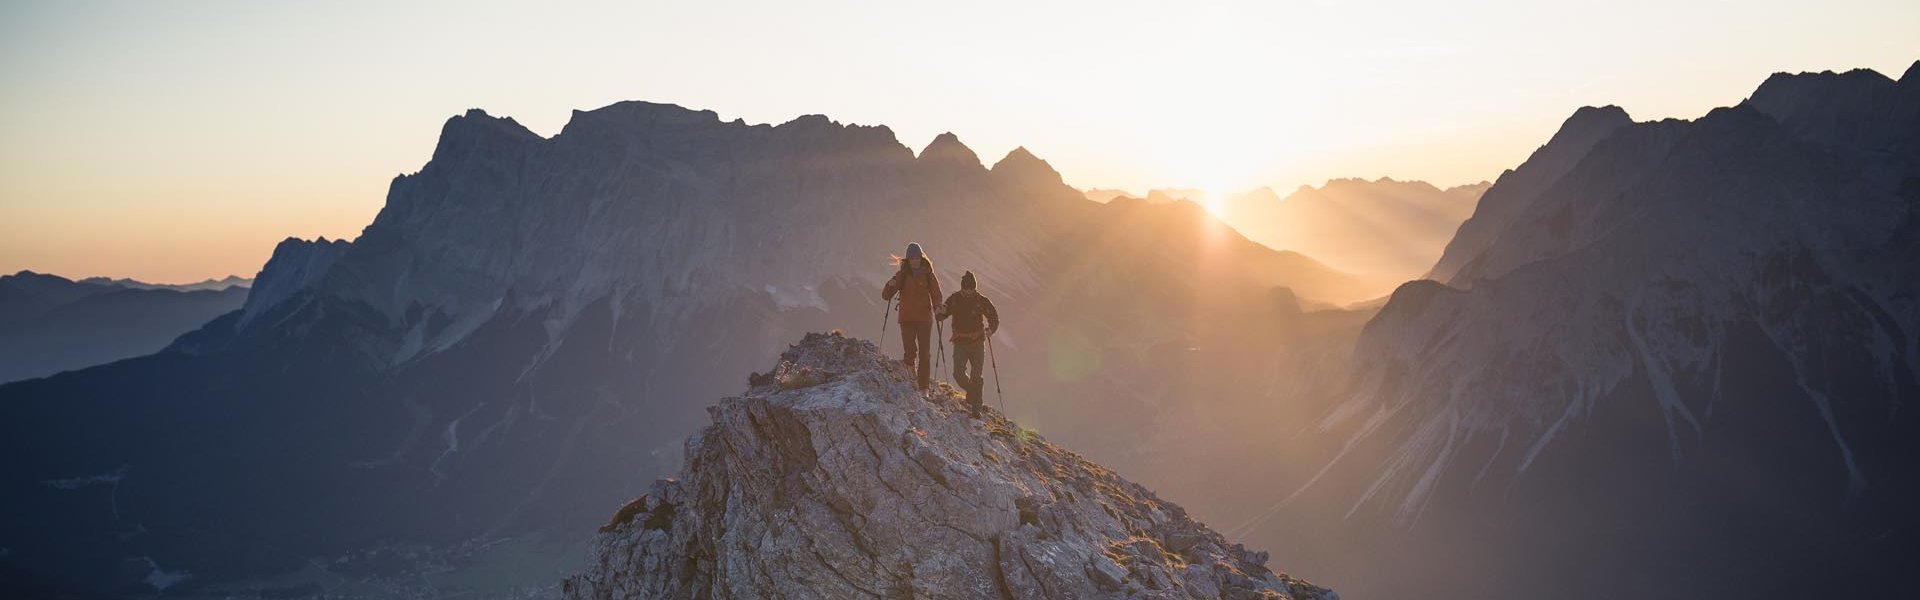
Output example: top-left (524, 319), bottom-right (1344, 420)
top-left (900, 321), bottom-right (932, 389)
top-left (953, 339), bottom-right (985, 407)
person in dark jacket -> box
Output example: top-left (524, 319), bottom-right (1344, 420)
top-left (881, 242), bottom-right (942, 390)
top-left (937, 270), bottom-right (999, 417)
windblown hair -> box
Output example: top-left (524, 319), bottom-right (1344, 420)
top-left (889, 253), bottom-right (935, 275)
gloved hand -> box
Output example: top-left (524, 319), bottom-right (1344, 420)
top-left (935, 304), bottom-right (950, 318)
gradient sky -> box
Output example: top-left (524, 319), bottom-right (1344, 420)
top-left (2, 0), bottom-right (1915, 283)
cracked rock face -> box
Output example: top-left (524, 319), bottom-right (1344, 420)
top-left (565, 332), bottom-right (1333, 600)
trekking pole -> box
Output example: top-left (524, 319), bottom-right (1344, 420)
top-left (987, 335), bottom-right (1006, 414)
top-left (934, 319), bottom-right (948, 384)
top-left (928, 282), bottom-right (946, 385)
top-left (878, 297), bottom-right (894, 354)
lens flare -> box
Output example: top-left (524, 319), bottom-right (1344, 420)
top-left (1046, 323), bottom-right (1103, 383)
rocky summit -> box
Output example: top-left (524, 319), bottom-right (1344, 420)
top-left (565, 332), bottom-right (1332, 600)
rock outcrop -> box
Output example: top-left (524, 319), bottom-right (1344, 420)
top-left (235, 236), bottom-right (351, 328)
top-left (566, 332), bottom-right (1332, 600)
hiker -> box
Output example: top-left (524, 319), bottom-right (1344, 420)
top-left (937, 270), bottom-right (999, 417)
top-left (881, 242), bottom-right (942, 390)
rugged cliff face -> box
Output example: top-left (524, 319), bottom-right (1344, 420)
top-left (1426, 105), bottom-right (1634, 284)
top-left (566, 332), bottom-right (1332, 600)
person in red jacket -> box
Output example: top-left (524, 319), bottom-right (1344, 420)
top-left (882, 242), bottom-right (942, 390)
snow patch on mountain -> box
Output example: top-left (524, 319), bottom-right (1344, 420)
top-left (765, 284), bottom-right (829, 312)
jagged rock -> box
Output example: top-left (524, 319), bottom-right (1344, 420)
top-left (1088, 553), bottom-right (1129, 589)
top-left (1427, 104), bottom-right (1633, 283)
top-left (235, 236), bottom-right (351, 328)
top-left (565, 332), bottom-right (1332, 600)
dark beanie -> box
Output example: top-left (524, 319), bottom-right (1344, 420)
top-left (961, 270), bottom-right (976, 290)
top-left (905, 242), bottom-right (924, 260)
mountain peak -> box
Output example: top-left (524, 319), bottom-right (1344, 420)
top-left (430, 108), bottom-right (542, 164)
top-left (556, 100), bottom-right (726, 139)
top-left (1558, 105), bottom-right (1634, 139)
top-left (566, 332), bottom-right (1331, 599)
top-left (1425, 104), bottom-right (1635, 283)
top-left (989, 145), bottom-right (1064, 186)
top-left (785, 113), bottom-right (835, 128)
top-left (0, 269), bottom-right (74, 286)
top-left (236, 237), bottom-right (352, 328)
top-left (1741, 65), bottom-right (1914, 148)
top-left (1446, 180), bottom-right (1493, 194)
top-left (1321, 176), bottom-right (1440, 195)
top-left (998, 144), bottom-right (1041, 165)
top-left (919, 131), bottom-right (982, 167)
top-left (1747, 67), bottom-right (1898, 106)
top-left (448, 108), bottom-right (539, 136)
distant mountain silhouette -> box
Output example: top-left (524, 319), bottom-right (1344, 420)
top-left (0, 271), bottom-right (247, 383)
top-left (1143, 187), bottom-right (1208, 205)
top-left (76, 275), bottom-right (251, 292)
top-left (1081, 187), bottom-right (1135, 203)
top-left (1205, 179), bottom-right (1490, 286)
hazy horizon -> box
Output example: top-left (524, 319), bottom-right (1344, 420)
top-left (3, 0), bottom-right (1916, 282)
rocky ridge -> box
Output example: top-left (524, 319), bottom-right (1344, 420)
top-left (566, 332), bottom-right (1331, 600)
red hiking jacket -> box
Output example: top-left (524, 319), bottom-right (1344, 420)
top-left (881, 265), bottom-right (943, 323)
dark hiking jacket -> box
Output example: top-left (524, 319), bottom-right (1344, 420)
top-left (938, 289), bottom-right (999, 342)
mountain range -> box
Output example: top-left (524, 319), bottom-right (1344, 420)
top-left (1118, 179), bottom-right (1490, 289)
top-left (3, 61), bottom-right (1914, 599)
top-left (0, 102), bottom-right (1368, 598)
top-left (0, 271), bottom-right (250, 384)
top-left (1246, 63), bottom-right (1920, 599)
top-left (76, 275), bottom-right (252, 293)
